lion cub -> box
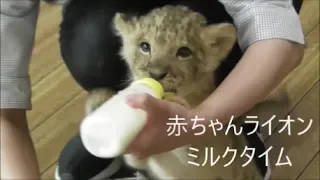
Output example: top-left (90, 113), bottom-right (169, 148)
top-left (86, 5), bottom-right (289, 180)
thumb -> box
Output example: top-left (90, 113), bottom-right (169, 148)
top-left (126, 93), bottom-right (159, 112)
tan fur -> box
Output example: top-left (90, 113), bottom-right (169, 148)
top-left (85, 5), bottom-right (290, 180)
top-left (112, 6), bottom-right (236, 107)
top-left (85, 88), bottom-right (115, 115)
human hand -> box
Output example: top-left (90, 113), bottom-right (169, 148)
top-left (125, 93), bottom-right (194, 160)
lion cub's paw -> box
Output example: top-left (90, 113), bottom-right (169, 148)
top-left (86, 88), bottom-right (115, 115)
top-left (163, 92), bottom-right (191, 109)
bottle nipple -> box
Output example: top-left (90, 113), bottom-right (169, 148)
top-left (133, 77), bottom-right (164, 99)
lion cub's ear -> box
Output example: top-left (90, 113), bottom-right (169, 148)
top-left (112, 12), bottom-right (138, 37)
top-left (199, 23), bottom-right (237, 71)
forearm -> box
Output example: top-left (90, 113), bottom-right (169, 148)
top-left (182, 0), bottom-right (306, 142)
top-left (1, 110), bottom-right (41, 179)
top-left (1, 0), bottom-right (41, 178)
top-left (191, 39), bottom-right (304, 127)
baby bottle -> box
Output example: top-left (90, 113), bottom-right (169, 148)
top-left (80, 77), bottom-right (164, 158)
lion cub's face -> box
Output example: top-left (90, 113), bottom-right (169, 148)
top-left (113, 5), bottom-right (236, 94)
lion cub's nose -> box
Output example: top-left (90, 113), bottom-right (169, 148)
top-left (149, 71), bottom-right (168, 80)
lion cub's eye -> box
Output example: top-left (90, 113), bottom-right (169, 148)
top-left (140, 42), bottom-right (151, 55)
top-left (176, 47), bottom-right (192, 58)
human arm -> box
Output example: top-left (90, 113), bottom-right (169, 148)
top-left (191, 39), bottom-right (304, 125)
top-left (1, 110), bottom-right (41, 179)
top-left (1, 0), bottom-right (41, 179)
top-left (188, 0), bottom-right (305, 136)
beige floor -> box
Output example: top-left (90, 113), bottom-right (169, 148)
top-left (27, 1), bottom-right (319, 179)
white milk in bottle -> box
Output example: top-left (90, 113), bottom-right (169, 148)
top-left (80, 77), bottom-right (164, 158)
